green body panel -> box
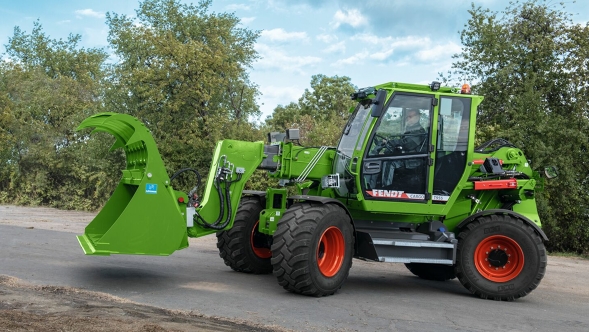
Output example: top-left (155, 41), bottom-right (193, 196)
top-left (76, 81), bottom-right (546, 256)
top-left (258, 188), bottom-right (288, 234)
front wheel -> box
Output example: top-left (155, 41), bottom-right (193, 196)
top-left (271, 203), bottom-right (354, 296)
top-left (216, 197), bottom-right (272, 274)
top-left (456, 214), bottom-right (547, 301)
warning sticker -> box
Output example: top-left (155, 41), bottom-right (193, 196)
top-left (146, 183), bottom-right (158, 194)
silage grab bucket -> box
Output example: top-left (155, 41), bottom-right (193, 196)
top-left (76, 112), bottom-right (188, 255)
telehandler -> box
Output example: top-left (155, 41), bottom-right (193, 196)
top-left (76, 81), bottom-right (554, 301)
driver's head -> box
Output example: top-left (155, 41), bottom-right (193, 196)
top-left (405, 108), bottom-right (420, 127)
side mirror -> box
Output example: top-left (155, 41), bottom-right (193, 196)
top-left (370, 89), bottom-right (387, 117)
top-left (544, 166), bottom-right (558, 179)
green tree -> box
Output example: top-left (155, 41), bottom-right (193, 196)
top-left (450, 0), bottom-right (589, 253)
top-left (105, 0), bottom-right (261, 183)
top-left (266, 74), bottom-right (356, 146)
top-left (0, 21), bottom-right (111, 209)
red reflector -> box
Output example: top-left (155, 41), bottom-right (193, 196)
top-left (472, 158), bottom-right (503, 165)
top-left (178, 197), bottom-right (185, 203)
top-left (474, 179), bottom-right (517, 190)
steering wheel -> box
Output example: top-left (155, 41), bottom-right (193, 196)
top-left (374, 134), bottom-right (402, 154)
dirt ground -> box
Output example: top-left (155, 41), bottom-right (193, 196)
top-left (0, 275), bottom-right (282, 332)
top-left (0, 206), bottom-right (286, 332)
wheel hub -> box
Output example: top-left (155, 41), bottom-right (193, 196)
top-left (251, 220), bottom-right (272, 259)
top-left (487, 249), bottom-right (509, 267)
top-left (316, 226), bottom-right (345, 278)
top-left (474, 235), bottom-right (525, 282)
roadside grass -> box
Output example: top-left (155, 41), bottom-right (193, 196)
top-left (548, 251), bottom-right (589, 259)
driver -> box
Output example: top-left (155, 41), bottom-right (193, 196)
top-left (399, 108), bottom-right (427, 153)
top-left (381, 108), bottom-right (427, 154)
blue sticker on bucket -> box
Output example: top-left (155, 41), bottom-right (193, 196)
top-left (146, 183), bottom-right (158, 194)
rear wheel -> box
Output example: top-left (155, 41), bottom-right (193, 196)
top-left (216, 197), bottom-right (272, 274)
top-left (405, 263), bottom-right (456, 281)
top-left (271, 202), bottom-right (354, 296)
top-left (456, 214), bottom-right (546, 301)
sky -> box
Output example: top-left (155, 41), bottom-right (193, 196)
top-left (1, 0), bottom-right (587, 120)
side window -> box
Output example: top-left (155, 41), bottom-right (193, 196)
top-left (368, 95), bottom-right (431, 157)
top-left (433, 97), bottom-right (471, 202)
top-left (438, 97), bottom-right (470, 152)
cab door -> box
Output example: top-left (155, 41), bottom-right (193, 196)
top-left (361, 93), bottom-right (434, 202)
top-left (432, 96), bottom-right (472, 203)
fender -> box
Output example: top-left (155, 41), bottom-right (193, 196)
top-left (456, 209), bottom-right (548, 241)
top-left (288, 195), bottom-right (351, 216)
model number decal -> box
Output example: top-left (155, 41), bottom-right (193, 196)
top-left (498, 284), bottom-right (514, 292)
top-left (484, 226), bottom-right (500, 234)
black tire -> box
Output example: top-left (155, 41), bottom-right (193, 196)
top-left (405, 263), bottom-right (456, 281)
top-left (271, 202), bottom-right (354, 297)
top-left (456, 214), bottom-right (547, 301)
top-left (216, 197), bottom-right (272, 274)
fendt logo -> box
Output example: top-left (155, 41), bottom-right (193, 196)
top-left (367, 190), bottom-right (405, 198)
top-left (366, 190), bottom-right (425, 200)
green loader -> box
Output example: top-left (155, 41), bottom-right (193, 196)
top-left (76, 81), bottom-right (555, 301)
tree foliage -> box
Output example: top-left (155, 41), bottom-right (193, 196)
top-left (265, 74), bottom-right (356, 146)
top-left (105, 0), bottom-right (261, 180)
top-left (0, 21), bottom-right (112, 210)
top-left (450, 0), bottom-right (589, 253)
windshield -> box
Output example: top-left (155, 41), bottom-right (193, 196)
top-left (337, 103), bottom-right (372, 157)
top-left (334, 103), bottom-right (372, 196)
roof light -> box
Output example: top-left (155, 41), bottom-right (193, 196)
top-left (461, 84), bottom-right (471, 94)
top-left (429, 81), bottom-right (441, 91)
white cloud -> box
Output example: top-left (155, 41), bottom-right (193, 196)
top-left (255, 43), bottom-right (322, 73)
top-left (331, 9), bottom-right (367, 29)
top-left (74, 9), bottom-right (105, 19)
top-left (57, 20), bottom-right (71, 25)
top-left (255, 85), bottom-right (305, 119)
top-left (323, 41), bottom-right (346, 54)
top-left (82, 28), bottom-right (109, 47)
top-left (226, 4), bottom-right (250, 11)
top-left (241, 17), bottom-right (256, 24)
top-left (332, 36), bottom-right (459, 67)
top-left (369, 49), bottom-right (394, 61)
top-left (261, 28), bottom-right (307, 42)
top-left (333, 50), bottom-right (370, 66)
top-left (415, 42), bottom-right (461, 62)
top-left (316, 33), bottom-right (337, 43)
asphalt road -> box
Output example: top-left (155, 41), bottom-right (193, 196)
top-left (1, 207), bottom-right (589, 331)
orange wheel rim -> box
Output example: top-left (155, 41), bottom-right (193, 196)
top-left (317, 226), bottom-right (345, 277)
top-left (251, 221), bottom-right (271, 259)
top-left (474, 235), bottom-right (524, 282)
